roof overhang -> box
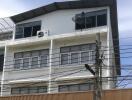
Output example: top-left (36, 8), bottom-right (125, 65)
top-left (10, 0), bottom-right (120, 75)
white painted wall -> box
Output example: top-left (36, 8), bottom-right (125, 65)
top-left (16, 7), bottom-right (108, 36)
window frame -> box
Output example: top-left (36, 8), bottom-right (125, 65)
top-left (60, 44), bottom-right (96, 66)
top-left (75, 9), bottom-right (107, 30)
top-left (14, 49), bottom-right (49, 70)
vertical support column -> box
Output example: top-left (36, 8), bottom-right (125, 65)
top-left (106, 7), bottom-right (114, 89)
top-left (1, 46), bottom-right (10, 96)
top-left (1, 46), bottom-right (6, 96)
top-left (48, 39), bottom-right (53, 93)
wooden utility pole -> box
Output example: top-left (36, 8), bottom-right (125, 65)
top-left (94, 33), bottom-right (102, 100)
top-left (85, 33), bottom-right (103, 100)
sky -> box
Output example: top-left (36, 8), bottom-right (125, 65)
top-left (0, 0), bottom-right (132, 88)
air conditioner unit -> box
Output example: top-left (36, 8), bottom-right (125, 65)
top-left (37, 30), bottom-right (49, 37)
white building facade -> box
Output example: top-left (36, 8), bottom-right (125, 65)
top-left (0, 0), bottom-right (120, 96)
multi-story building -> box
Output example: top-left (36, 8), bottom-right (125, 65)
top-left (0, 0), bottom-right (120, 96)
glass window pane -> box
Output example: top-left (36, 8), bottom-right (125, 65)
top-left (80, 83), bottom-right (89, 91)
top-left (61, 54), bottom-right (69, 65)
top-left (75, 14), bottom-right (85, 30)
top-left (89, 44), bottom-right (96, 50)
top-left (97, 14), bottom-right (107, 26)
top-left (24, 27), bottom-right (32, 38)
top-left (71, 53), bottom-right (79, 64)
top-left (69, 84), bottom-right (79, 91)
top-left (40, 49), bottom-right (49, 55)
top-left (81, 52), bottom-right (89, 63)
top-left (40, 55), bottom-right (48, 67)
top-left (23, 52), bottom-right (31, 57)
top-left (11, 88), bottom-right (20, 94)
top-left (70, 45), bottom-right (80, 52)
top-left (23, 58), bottom-right (30, 69)
top-left (20, 87), bottom-right (29, 94)
top-left (31, 50), bottom-right (39, 57)
top-left (14, 59), bottom-right (22, 69)
top-left (60, 47), bottom-right (70, 53)
top-left (14, 52), bottom-right (23, 58)
top-left (29, 87), bottom-right (38, 94)
top-left (31, 57), bottom-right (39, 68)
top-left (38, 86), bottom-right (47, 93)
top-left (86, 16), bottom-right (96, 28)
top-left (59, 85), bottom-right (68, 92)
top-left (32, 25), bottom-right (41, 36)
top-left (89, 51), bottom-right (95, 63)
top-left (81, 44), bottom-right (90, 51)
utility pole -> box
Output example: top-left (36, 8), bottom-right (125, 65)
top-left (85, 33), bottom-right (103, 100)
top-left (94, 33), bottom-right (102, 100)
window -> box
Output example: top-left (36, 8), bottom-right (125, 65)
top-left (86, 16), bottom-right (96, 28)
top-left (32, 25), bottom-right (41, 36)
top-left (97, 14), bottom-right (107, 26)
top-left (38, 86), bottom-right (47, 93)
top-left (31, 57), bottom-right (39, 68)
top-left (61, 54), bottom-right (69, 65)
top-left (14, 49), bottom-right (49, 70)
top-left (59, 83), bottom-right (94, 92)
top-left (24, 27), bottom-right (32, 37)
top-left (14, 59), bottom-right (22, 69)
top-left (71, 53), bottom-right (79, 64)
top-left (81, 52), bottom-right (89, 63)
top-left (40, 55), bottom-right (48, 67)
top-left (11, 86), bottom-right (47, 95)
top-left (75, 9), bottom-right (107, 30)
top-left (60, 44), bottom-right (95, 65)
top-left (0, 54), bottom-right (4, 71)
top-left (15, 21), bottom-right (41, 39)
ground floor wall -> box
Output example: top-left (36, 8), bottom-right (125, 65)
top-left (0, 89), bottom-right (131, 100)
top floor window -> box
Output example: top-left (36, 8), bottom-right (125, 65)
top-left (75, 9), bottom-right (107, 30)
top-left (15, 21), bottom-right (41, 39)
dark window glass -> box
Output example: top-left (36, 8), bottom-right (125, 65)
top-left (24, 27), bottom-right (32, 37)
top-left (14, 59), bottom-right (22, 69)
top-left (86, 16), bottom-right (96, 28)
top-left (75, 16), bottom-right (85, 30)
top-left (75, 10), bottom-right (107, 30)
top-left (38, 86), bottom-right (47, 93)
top-left (0, 54), bottom-right (4, 71)
top-left (81, 52), bottom-right (89, 63)
top-left (31, 57), bottom-right (39, 68)
top-left (71, 53), bottom-right (79, 64)
top-left (61, 54), bottom-right (69, 65)
top-left (23, 58), bottom-right (30, 69)
top-left (15, 21), bottom-right (41, 39)
top-left (59, 83), bottom-right (94, 92)
top-left (40, 55), bottom-right (48, 67)
top-left (32, 25), bottom-right (41, 36)
top-left (11, 86), bottom-right (47, 95)
top-left (97, 14), bottom-right (107, 26)
top-left (20, 87), bottom-right (29, 94)
top-left (11, 88), bottom-right (20, 94)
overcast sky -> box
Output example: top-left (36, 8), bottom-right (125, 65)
top-left (0, 0), bottom-right (132, 87)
